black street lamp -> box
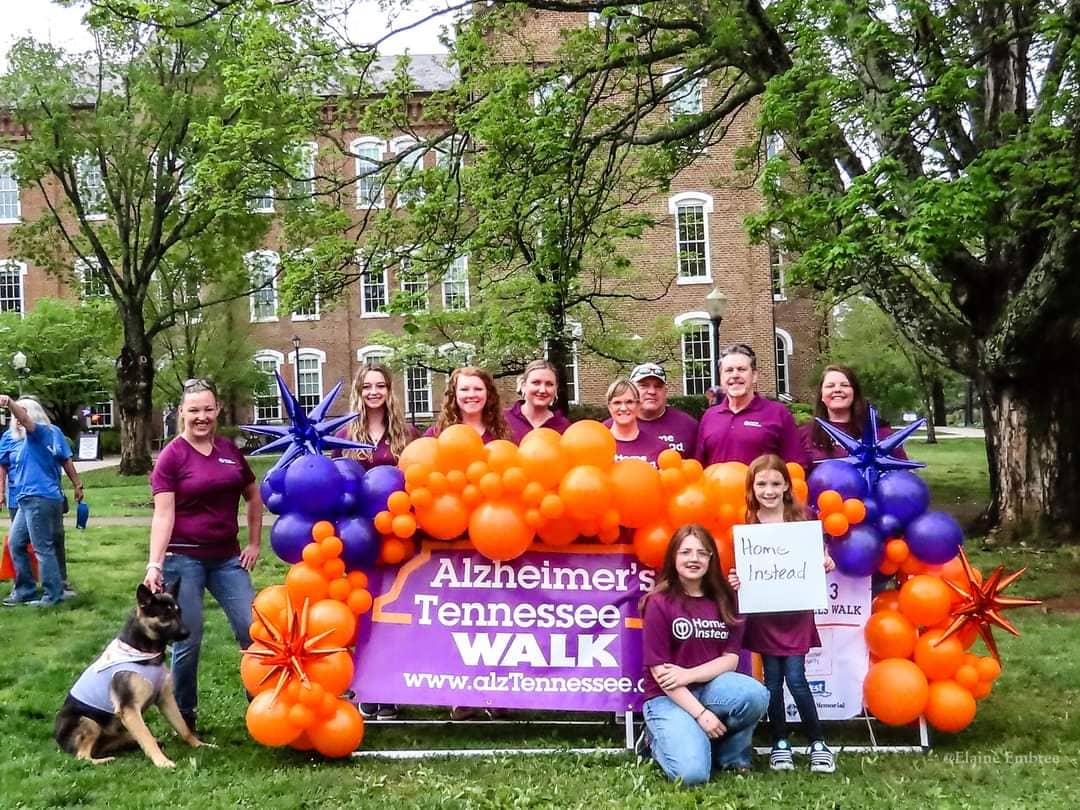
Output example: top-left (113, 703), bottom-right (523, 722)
top-left (704, 287), bottom-right (729, 387)
top-left (291, 334), bottom-right (301, 397)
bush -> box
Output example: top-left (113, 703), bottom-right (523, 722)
top-left (568, 403), bottom-right (609, 423)
top-left (787, 401), bottom-right (814, 425)
top-left (668, 395), bottom-right (710, 420)
top-left (96, 429), bottom-right (122, 454)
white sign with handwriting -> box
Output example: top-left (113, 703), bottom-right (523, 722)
top-left (732, 520), bottom-right (828, 614)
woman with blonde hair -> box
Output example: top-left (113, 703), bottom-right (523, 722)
top-left (606, 379), bottom-right (668, 467)
top-left (504, 359), bottom-right (570, 443)
top-left (425, 367), bottom-right (510, 443)
top-left (333, 363), bottom-right (418, 469)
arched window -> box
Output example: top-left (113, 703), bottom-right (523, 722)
top-left (252, 350), bottom-right (285, 423)
top-left (357, 344), bottom-right (393, 365)
top-left (350, 137), bottom-right (386, 209)
top-left (675, 311), bottom-right (715, 395)
top-left (668, 193), bottom-right (713, 283)
top-left (775, 328), bottom-right (794, 400)
top-left (0, 260), bottom-right (27, 315)
top-left (246, 250), bottom-right (279, 322)
top-left (390, 136), bottom-right (425, 206)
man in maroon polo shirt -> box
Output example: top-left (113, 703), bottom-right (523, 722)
top-left (605, 363), bottom-right (699, 458)
top-left (695, 344), bottom-right (806, 468)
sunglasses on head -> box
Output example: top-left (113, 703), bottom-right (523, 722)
top-left (183, 378), bottom-right (217, 395)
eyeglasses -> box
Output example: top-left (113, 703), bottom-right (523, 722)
top-left (677, 549), bottom-right (713, 560)
top-left (608, 398), bottom-right (638, 411)
top-left (183, 378), bottom-right (217, 395)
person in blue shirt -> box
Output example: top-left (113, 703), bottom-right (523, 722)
top-left (0, 427), bottom-right (24, 519)
top-left (1, 396), bottom-right (83, 607)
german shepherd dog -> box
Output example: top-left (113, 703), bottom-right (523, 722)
top-left (54, 582), bottom-right (211, 767)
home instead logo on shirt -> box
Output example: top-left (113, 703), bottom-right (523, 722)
top-left (218, 457), bottom-right (237, 465)
top-left (671, 616), bottom-right (731, 641)
top-left (742, 420), bottom-right (763, 429)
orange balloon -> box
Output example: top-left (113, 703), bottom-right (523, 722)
top-left (539, 493), bottom-right (565, 519)
top-left (398, 436), bottom-right (439, 471)
top-left (633, 524), bottom-right (672, 570)
top-left (791, 478), bottom-right (809, 504)
top-left (518, 430), bottom-right (570, 490)
top-left (387, 491), bottom-right (411, 515)
top-left (955, 664), bottom-right (979, 691)
top-left (461, 484), bottom-right (482, 506)
top-left (320, 535), bottom-right (343, 559)
top-left (668, 483), bottom-right (711, 527)
top-left (479, 471), bottom-right (505, 499)
top-left (524, 508), bottom-right (544, 529)
top-left (843, 498), bottom-right (867, 524)
top-left (878, 560), bottom-right (900, 576)
top-left (285, 562), bottom-right (329, 607)
top-left (469, 501), bottom-right (534, 561)
top-left (786, 461), bottom-right (806, 481)
top-left (714, 526), bottom-right (735, 573)
top-left (900, 554), bottom-right (929, 575)
top-left (521, 481), bottom-right (547, 507)
top-left (864, 609), bottom-right (918, 660)
top-left (347, 589), bottom-right (373, 616)
top-left (312, 520), bottom-right (336, 542)
top-left (885, 539), bottom-right (910, 564)
top-left (934, 555), bottom-right (983, 604)
top-left (297, 681), bottom-right (325, 707)
top-left (598, 525), bottom-right (621, 544)
top-left (403, 462), bottom-right (431, 491)
top-left (822, 512), bottom-right (850, 538)
top-left (657, 449), bottom-right (682, 470)
top-left (305, 650), bottom-right (354, 695)
top-left (485, 440), bottom-right (520, 473)
top-left (704, 462), bottom-right (749, 507)
top-left (322, 558), bottom-right (346, 580)
top-left (427, 471), bottom-right (448, 495)
top-left (249, 620), bottom-right (271, 643)
top-left (446, 469), bottom-right (467, 492)
top-left (436, 424), bottom-right (486, 471)
top-left (863, 659), bottom-right (929, 726)
top-left (290, 731), bottom-right (314, 751)
top-left (536, 514), bottom-right (579, 546)
top-left (466, 460), bottom-right (489, 483)
top-left (391, 513), bottom-right (417, 539)
top-left (307, 599), bottom-right (358, 647)
top-left (970, 679), bottom-right (992, 700)
top-left (327, 578), bottom-right (351, 602)
top-left (415, 493), bottom-right (470, 540)
top-left (409, 487), bottom-right (433, 510)
top-left (609, 459), bottom-right (663, 529)
top-left (976, 656), bottom-right (1001, 682)
top-left (559, 465), bottom-right (612, 521)
top-left (913, 629), bottom-right (964, 681)
top-left (899, 575), bottom-right (953, 627)
top-left (240, 643), bottom-right (277, 695)
top-left (373, 511), bottom-right (394, 534)
top-left (307, 699), bottom-right (365, 758)
top-left (560, 420), bottom-right (616, 469)
top-left (659, 467), bottom-right (685, 493)
top-left (502, 466), bottom-right (528, 493)
top-left (246, 691), bottom-right (302, 747)
top-left (924, 680), bottom-right (977, 733)
top-left (287, 703), bottom-right (316, 730)
top-left (302, 543), bottom-right (324, 566)
top-left (347, 570), bottom-right (368, 589)
top-left (871, 589), bottom-right (901, 614)
top-left (681, 459), bottom-right (704, 482)
top-left (253, 584), bottom-right (290, 619)
top-left (380, 538), bottom-right (409, 565)
top-left (816, 489), bottom-right (844, 515)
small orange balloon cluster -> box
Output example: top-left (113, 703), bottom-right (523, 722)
top-left (381, 421), bottom-right (812, 568)
top-left (815, 488), bottom-right (868, 538)
top-left (242, 521), bottom-right (377, 757)
top-left (862, 558), bottom-right (1001, 733)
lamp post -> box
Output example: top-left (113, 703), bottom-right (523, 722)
top-left (12, 351), bottom-right (29, 397)
top-left (704, 287), bottom-right (729, 387)
top-left (291, 335), bottom-right (301, 397)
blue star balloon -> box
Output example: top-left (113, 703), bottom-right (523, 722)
top-left (241, 372), bottom-right (373, 472)
top-left (812, 403), bottom-right (925, 489)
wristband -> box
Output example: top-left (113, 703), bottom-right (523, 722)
top-left (146, 562), bottom-right (163, 572)
top-left (696, 707), bottom-right (709, 720)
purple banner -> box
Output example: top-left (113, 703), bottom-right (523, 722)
top-left (351, 542), bottom-right (650, 712)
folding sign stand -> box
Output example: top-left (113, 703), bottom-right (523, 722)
top-left (752, 713), bottom-right (930, 756)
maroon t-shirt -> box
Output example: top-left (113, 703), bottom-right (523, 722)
top-left (331, 424), bottom-right (420, 469)
top-left (613, 430), bottom-right (670, 467)
top-left (799, 419), bottom-right (909, 465)
top-left (150, 435), bottom-right (255, 560)
top-left (604, 406), bottom-right (698, 458)
top-left (641, 590), bottom-right (745, 701)
top-left (504, 401), bottom-right (571, 444)
top-left (695, 394), bottom-right (806, 469)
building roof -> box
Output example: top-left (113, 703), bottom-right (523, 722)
top-left (370, 54), bottom-right (456, 93)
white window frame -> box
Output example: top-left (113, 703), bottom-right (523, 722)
top-left (588, 5), bottom-right (642, 29)
top-left (434, 136), bottom-right (463, 171)
top-left (668, 192), bottom-right (713, 284)
top-left (252, 350), bottom-right (285, 423)
top-left (290, 141), bottom-right (318, 200)
top-left (295, 347), bottom-right (326, 412)
top-left (442, 255), bottom-right (470, 311)
top-left (770, 241), bottom-right (787, 301)
top-left (251, 189), bottom-right (275, 213)
top-left (675, 311), bottom-right (716, 394)
top-left (89, 395), bottom-right (114, 428)
top-left (664, 69), bottom-right (705, 119)
top-left (360, 265), bottom-right (390, 318)
top-left (246, 250), bottom-right (279, 323)
top-left (403, 364), bottom-right (433, 418)
top-left (766, 132), bottom-right (785, 160)
top-left (390, 136), bottom-right (425, 207)
top-left (357, 344), bottom-right (393, 365)
top-left (0, 259), bottom-right (27, 315)
top-left (0, 150), bottom-right (20, 223)
top-left (775, 328), bottom-right (794, 401)
top-left (398, 258), bottom-right (429, 313)
top-left (76, 257), bottom-right (110, 300)
top-left (76, 154), bottom-right (107, 220)
top-left (533, 75), bottom-right (569, 109)
top-left (351, 137), bottom-right (386, 209)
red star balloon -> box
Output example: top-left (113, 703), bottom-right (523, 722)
top-left (935, 548), bottom-right (1042, 662)
top-left (244, 597), bottom-right (347, 702)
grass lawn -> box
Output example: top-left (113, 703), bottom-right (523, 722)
top-left (3, 440), bottom-right (1075, 808)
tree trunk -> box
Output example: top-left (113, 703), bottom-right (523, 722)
top-left (116, 336), bottom-right (156, 475)
top-left (932, 378), bottom-right (947, 426)
top-left (922, 389), bottom-right (938, 444)
top-left (547, 334), bottom-right (572, 417)
top-left (980, 373), bottom-right (1080, 542)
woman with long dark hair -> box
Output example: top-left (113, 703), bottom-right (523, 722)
top-left (800, 364), bottom-right (907, 464)
top-left (425, 367), bottom-right (510, 443)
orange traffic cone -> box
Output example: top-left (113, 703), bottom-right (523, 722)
top-left (1, 535), bottom-right (38, 580)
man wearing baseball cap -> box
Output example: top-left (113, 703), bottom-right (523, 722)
top-left (607, 363), bottom-right (699, 458)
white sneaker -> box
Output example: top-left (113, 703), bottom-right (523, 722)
top-left (809, 740), bottom-right (836, 773)
top-left (770, 740), bottom-right (795, 771)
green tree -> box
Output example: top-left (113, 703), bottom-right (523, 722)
top-left (0, 298), bottom-right (119, 437)
top-left (0, 0), bottom-right (358, 473)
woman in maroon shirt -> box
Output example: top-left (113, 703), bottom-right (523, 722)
top-left (606, 379), bottom-right (668, 467)
top-left (800, 364), bottom-right (908, 464)
top-left (335, 363), bottom-right (419, 469)
top-left (504, 360), bottom-right (570, 443)
top-left (424, 367), bottom-right (510, 444)
top-left (143, 379), bottom-right (263, 732)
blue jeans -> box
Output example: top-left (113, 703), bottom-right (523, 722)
top-left (643, 672), bottom-right (769, 784)
top-left (762, 654), bottom-right (824, 744)
top-left (164, 553), bottom-right (254, 718)
top-left (8, 496), bottom-right (64, 603)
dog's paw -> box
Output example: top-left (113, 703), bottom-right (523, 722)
top-left (89, 756), bottom-right (116, 765)
top-left (154, 757), bottom-right (177, 768)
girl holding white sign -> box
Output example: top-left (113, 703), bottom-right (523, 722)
top-left (742, 454), bottom-right (836, 773)
top-left (639, 525), bottom-right (769, 784)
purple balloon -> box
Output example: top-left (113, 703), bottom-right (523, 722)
top-left (358, 464), bottom-right (406, 520)
top-left (874, 471), bottom-right (930, 527)
top-left (808, 460), bottom-right (869, 504)
top-left (270, 512), bottom-right (319, 564)
top-left (862, 496), bottom-right (881, 525)
top-left (334, 457), bottom-right (366, 516)
top-left (265, 490), bottom-right (285, 514)
top-left (905, 511), bottom-right (964, 564)
top-left (282, 454), bottom-right (344, 517)
top-left (266, 464), bottom-right (288, 493)
top-left (337, 515), bottom-right (380, 570)
top-left (876, 514), bottom-right (904, 539)
top-left (259, 476), bottom-right (275, 506)
top-left (830, 524), bottom-right (885, 577)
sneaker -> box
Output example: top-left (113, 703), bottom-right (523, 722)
top-left (63, 584), bottom-right (78, 599)
top-left (29, 597), bottom-right (64, 607)
top-left (769, 740), bottom-right (795, 771)
top-left (3, 595), bottom-right (37, 606)
top-left (359, 703), bottom-right (379, 719)
top-left (633, 728), bottom-right (652, 761)
top-left (809, 740), bottom-right (836, 773)
top-left (376, 704), bottom-right (399, 720)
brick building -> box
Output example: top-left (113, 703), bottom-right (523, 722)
top-left (0, 10), bottom-right (822, 434)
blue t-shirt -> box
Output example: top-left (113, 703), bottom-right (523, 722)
top-left (13, 423), bottom-right (71, 503)
top-left (0, 430), bottom-right (24, 504)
